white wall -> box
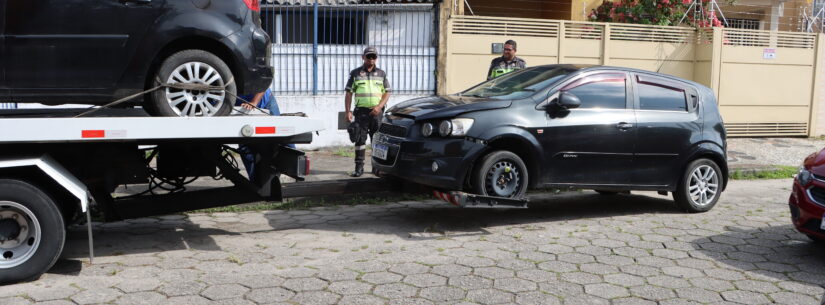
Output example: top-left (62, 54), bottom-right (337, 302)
top-left (278, 94), bottom-right (428, 149)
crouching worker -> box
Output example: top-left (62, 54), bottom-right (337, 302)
top-left (236, 88), bottom-right (295, 179)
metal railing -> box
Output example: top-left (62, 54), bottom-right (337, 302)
top-left (262, 3), bottom-right (437, 96)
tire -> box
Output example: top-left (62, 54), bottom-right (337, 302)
top-left (150, 50), bottom-right (236, 117)
top-left (0, 179), bottom-right (65, 284)
top-left (595, 190), bottom-right (618, 195)
top-left (673, 158), bottom-right (722, 213)
top-left (471, 151), bottom-right (529, 198)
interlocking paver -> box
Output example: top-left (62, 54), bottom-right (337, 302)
top-left (584, 283), bottom-right (629, 299)
top-left (289, 291), bottom-right (340, 305)
top-left (419, 286), bottom-right (466, 302)
top-left (70, 288), bottom-right (123, 304)
top-left (432, 264), bottom-right (472, 277)
top-left (338, 294), bottom-right (385, 305)
top-left (158, 281), bottom-right (206, 297)
top-left (282, 277), bottom-right (328, 291)
top-left (200, 284), bottom-right (248, 301)
top-left (403, 273), bottom-right (447, 287)
top-left (362, 272), bottom-right (403, 285)
top-left (515, 290), bottom-right (562, 305)
top-left (373, 283), bottom-right (418, 299)
top-left (115, 291), bottom-right (166, 305)
top-left (245, 287), bottom-right (294, 303)
top-left (3, 179), bottom-right (821, 305)
top-left (466, 288), bottom-right (514, 305)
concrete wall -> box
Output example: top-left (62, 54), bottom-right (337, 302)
top-left (279, 94), bottom-right (428, 149)
top-left (443, 16), bottom-right (824, 136)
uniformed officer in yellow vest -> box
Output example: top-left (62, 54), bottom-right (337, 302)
top-left (487, 40), bottom-right (526, 80)
top-left (344, 46), bottom-right (391, 177)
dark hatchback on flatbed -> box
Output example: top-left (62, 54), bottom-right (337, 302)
top-left (0, 0), bottom-right (272, 117)
top-left (373, 65), bottom-right (728, 212)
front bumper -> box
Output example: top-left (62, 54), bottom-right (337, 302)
top-left (788, 180), bottom-right (825, 240)
top-left (371, 132), bottom-right (487, 190)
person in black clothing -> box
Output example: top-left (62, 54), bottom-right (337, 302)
top-left (487, 39), bottom-right (526, 80)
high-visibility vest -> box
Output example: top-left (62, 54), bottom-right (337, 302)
top-left (353, 76), bottom-right (385, 107)
top-left (490, 67), bottom-right (517, 79)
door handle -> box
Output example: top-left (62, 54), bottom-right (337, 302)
top-left (616, 122), bottom-right (634, 130)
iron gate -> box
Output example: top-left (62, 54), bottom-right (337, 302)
top-left (262, 1), bottom-right (437, 95)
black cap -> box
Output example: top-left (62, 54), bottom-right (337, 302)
top-left (363, 46), bottom-right (378, 56)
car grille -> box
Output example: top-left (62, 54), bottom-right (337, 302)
top-left (378, 123), bottom-right (407, 138)
top-left (809, 186), bottom-right (825, 206)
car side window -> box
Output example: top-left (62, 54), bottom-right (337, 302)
top-left (637, 76), bottom-right (689, 112)
top-left (562, 73), bottom-right (626, 109)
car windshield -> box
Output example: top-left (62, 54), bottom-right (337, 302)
top-left (459, 66), bottom-right (579, 99)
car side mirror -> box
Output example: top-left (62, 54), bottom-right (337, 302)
top-left (557, 92), bottom-right (581, 109)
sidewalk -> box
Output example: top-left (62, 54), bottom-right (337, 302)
top-left (303, 138), bottom-right (825, 182)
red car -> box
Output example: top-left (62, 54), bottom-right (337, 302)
top-left (789, 148), bottom-right (825, 243)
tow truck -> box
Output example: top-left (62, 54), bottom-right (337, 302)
top-left (0, 108), bottom-right (323, 283)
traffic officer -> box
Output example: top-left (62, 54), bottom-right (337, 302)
top-left (344, 46), bottom-right (391, 177)
top-left (487, 40), bottom-right (526, 80)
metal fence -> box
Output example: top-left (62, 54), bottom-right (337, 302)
top-left (262, 2), bottom-right (437, 95)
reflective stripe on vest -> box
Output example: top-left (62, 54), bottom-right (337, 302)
top-left (353, 78), bottom-right (385, 107)
top-left (490, 68), bottom-right (516, 79)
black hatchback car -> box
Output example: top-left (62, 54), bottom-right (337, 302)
top-left (373, 65), bottom-right (728, 212)
top-left (0, 0), bottom-right (272, 117)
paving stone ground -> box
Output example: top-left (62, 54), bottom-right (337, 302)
top-left (3, 179), bottom-right (825, 305)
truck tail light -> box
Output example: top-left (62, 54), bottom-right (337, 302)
top-left (242, 0), bottom-right (260, 12)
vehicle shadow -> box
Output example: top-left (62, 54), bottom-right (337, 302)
top-left (688, 224), bottom-right (825, 285)
top-left (264, 191), bottom-right (684, 241)
top-left (51, 217), bottom-right (237, 276)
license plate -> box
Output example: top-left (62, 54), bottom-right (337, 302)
top-left (373, 143), bottom-right (388, 160)
top-left (821, 214), bottom-right (825, 230)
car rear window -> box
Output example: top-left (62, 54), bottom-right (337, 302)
top-left (637, 76), bottom-right (688, 112)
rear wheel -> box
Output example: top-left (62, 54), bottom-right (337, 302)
top-left (673, 158), bottom-right (722, 213)
top-left (0, 179), bottom-right (65, 284)
top-left (150, 50), bottom-right (236, 117)
top-left (471, 151), bottom-right (529, 198)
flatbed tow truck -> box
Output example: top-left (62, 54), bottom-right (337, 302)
top-left (0, 108), bottom-right (323, 283)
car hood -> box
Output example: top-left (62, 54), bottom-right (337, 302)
top-left (387, 95), bottom-right (512, 121)
top-left (805, 147), bottom-right (825, 176)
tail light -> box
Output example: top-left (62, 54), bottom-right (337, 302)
top-left (243, 0), bottom-right (260, 12)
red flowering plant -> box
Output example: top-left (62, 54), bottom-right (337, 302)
top-left (588, 0), bottom-right (726, 27)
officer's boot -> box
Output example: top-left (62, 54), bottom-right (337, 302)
top-left (351, 148), bottom-right (366, 177)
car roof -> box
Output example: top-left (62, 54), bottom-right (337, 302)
top-left (532, 64), bottom-right (703, 88)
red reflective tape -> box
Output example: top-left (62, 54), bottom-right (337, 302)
top-left (255, 126), bottom-right (276, 134)
top-left (81, 130), bottom-right (105, 138)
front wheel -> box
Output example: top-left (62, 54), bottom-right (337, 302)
top-left (149, 50), bottom-right (236, 117)
top-left (673, 159), bottom-right (722, 213)
top-left (471, 151), bottom-right (529, 198)
top-left (0, 179), bottom-right (66, 284)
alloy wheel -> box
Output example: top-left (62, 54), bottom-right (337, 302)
top-left (164, 62), bottom-right (226, 117)
top-left (688, 165), bottom-right (719, 206)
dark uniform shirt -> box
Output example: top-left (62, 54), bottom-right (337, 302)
top-left (487, 56), bottom-right (527, 80)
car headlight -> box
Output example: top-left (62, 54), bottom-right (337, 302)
top-left (438, 120), bottom-right (453, 137)
top-left (797, 168), bottom-right (813, 186)
top-left (421, 123), bottom-right (434, 137)
top-left (438, 118), bottom-right (474, 137)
